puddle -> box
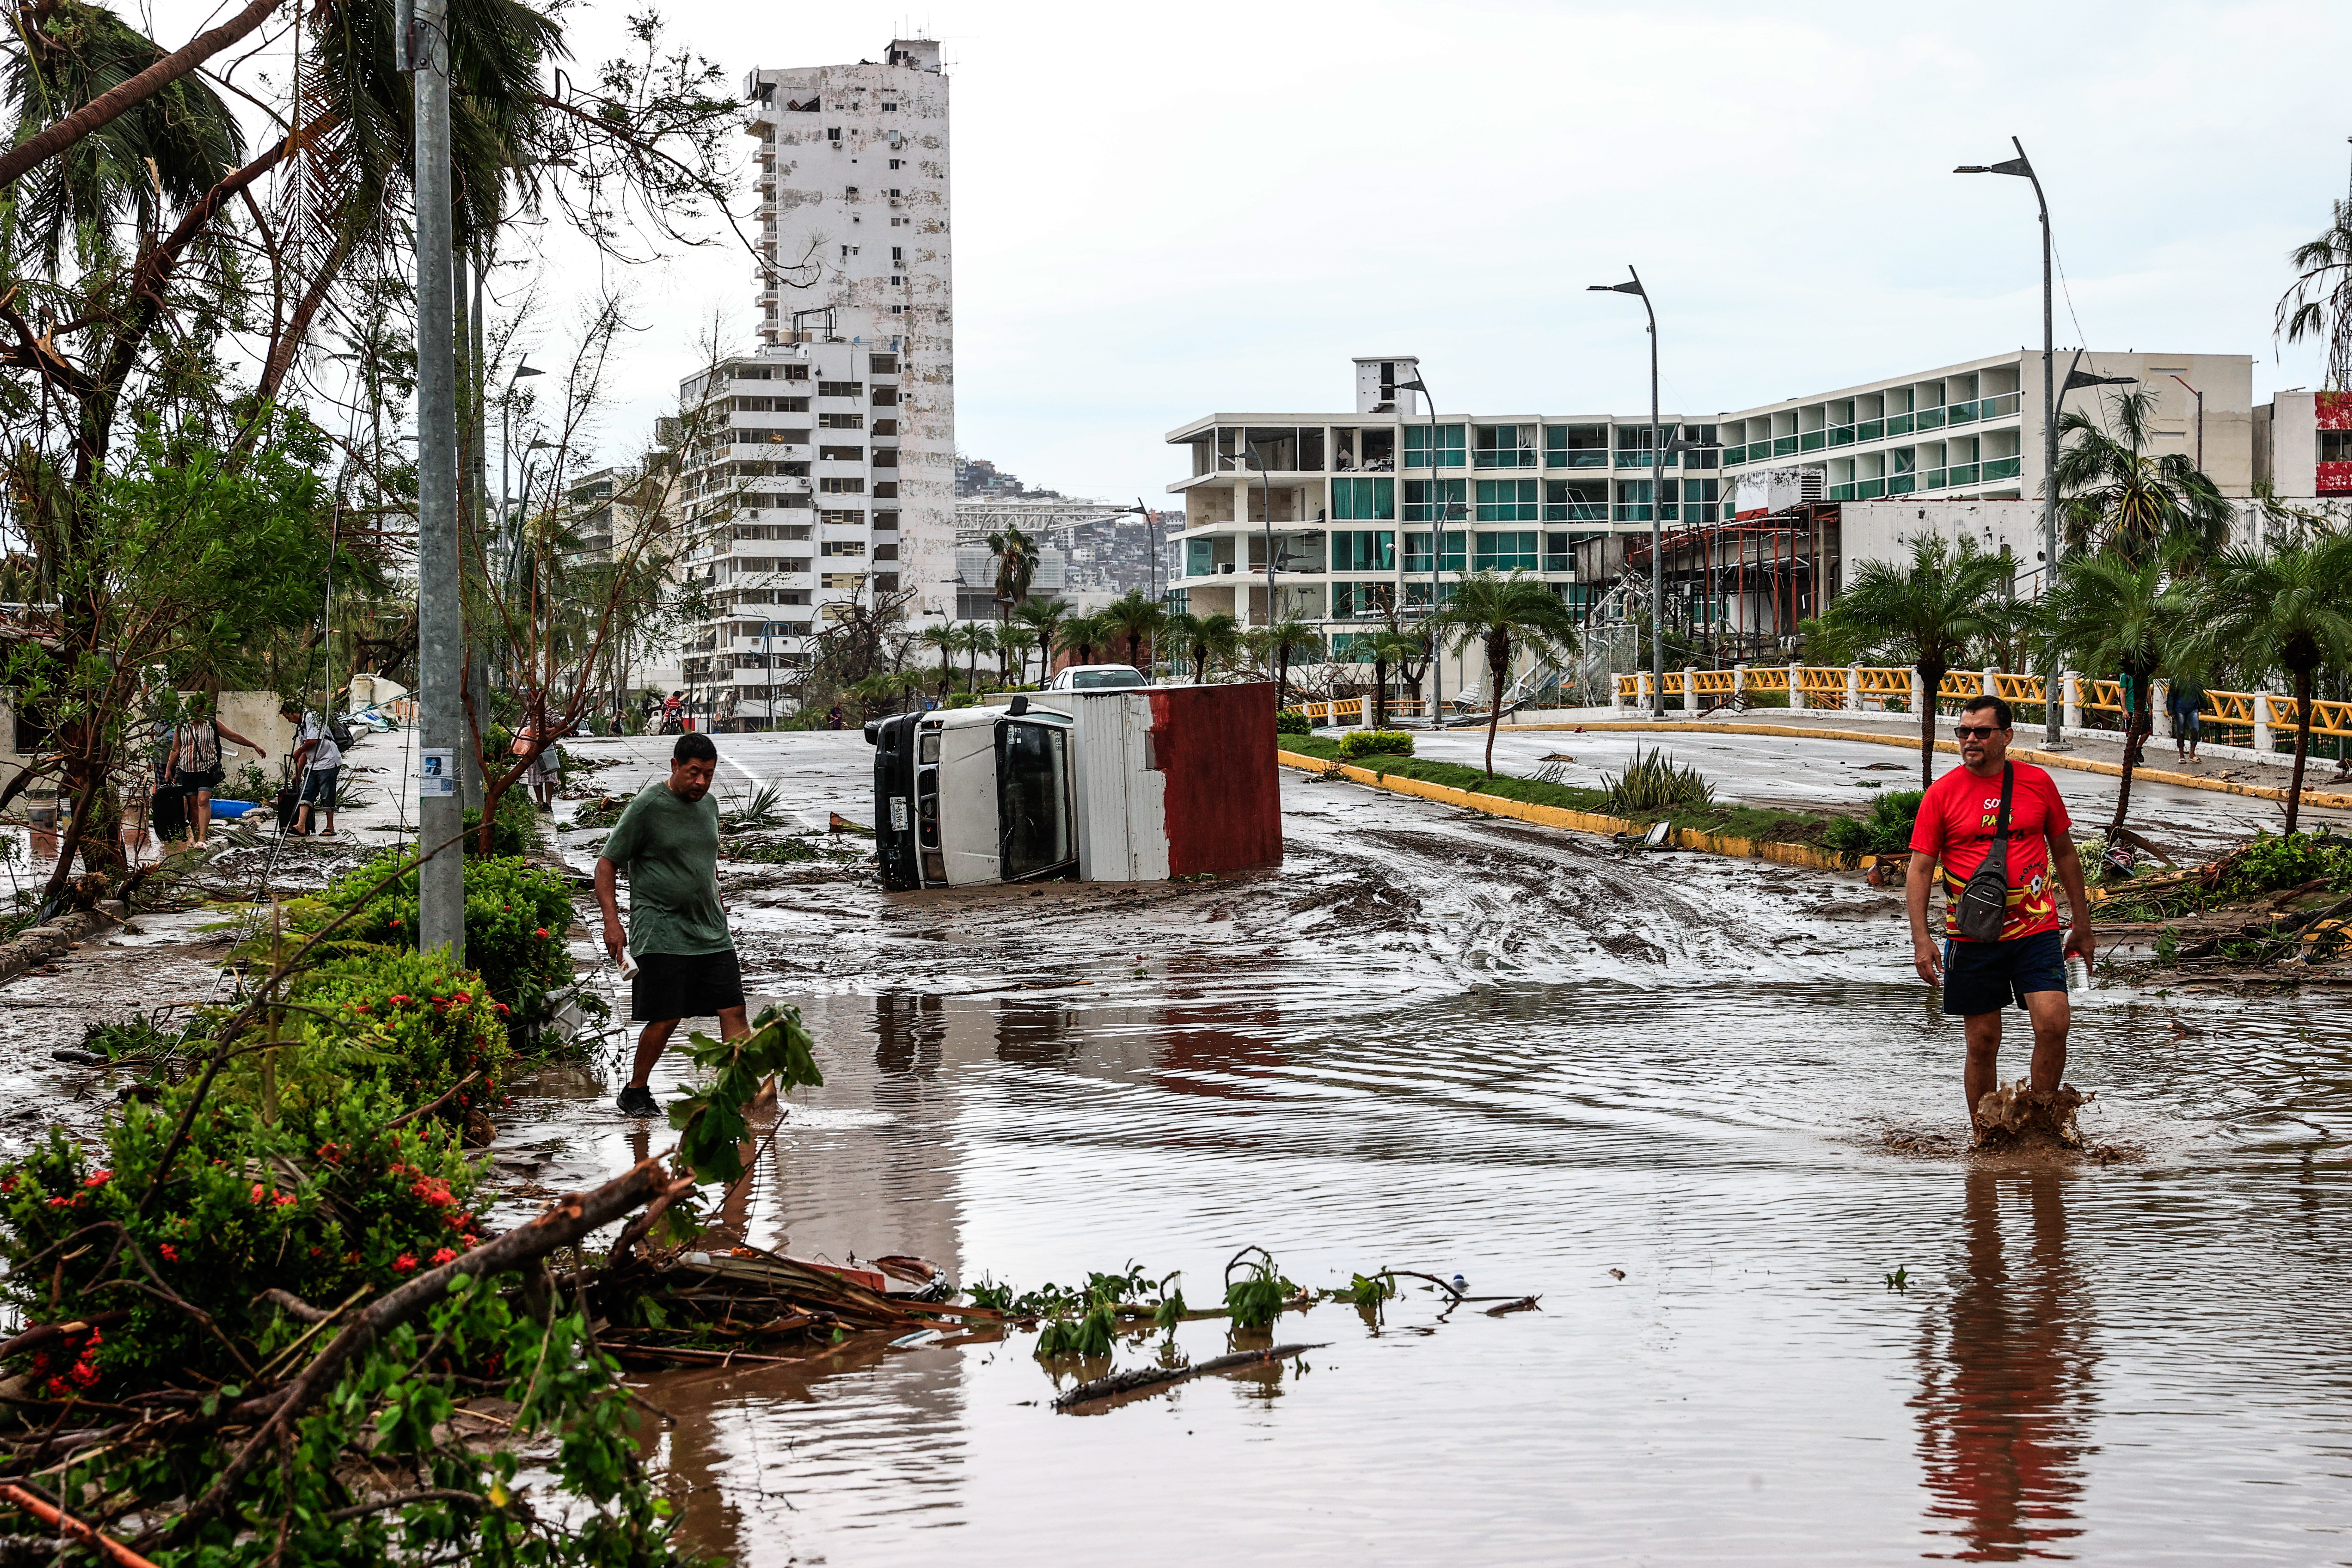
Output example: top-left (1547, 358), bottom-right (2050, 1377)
top-left (454, 734), bottom-right (2352, 1564)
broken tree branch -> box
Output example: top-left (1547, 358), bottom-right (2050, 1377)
top-left (0, 0), bottom-right (289, 193)
top-left (1053, 1342), bottom-right (1327, 1412)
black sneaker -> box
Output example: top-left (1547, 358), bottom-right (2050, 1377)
top-left (616, 1084), bottom-right (658, 1118)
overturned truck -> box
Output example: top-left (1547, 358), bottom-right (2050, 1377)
top-left (866, 683), bottom-right (1283, 890)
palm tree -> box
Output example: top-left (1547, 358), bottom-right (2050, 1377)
top-left (2055, 387), bottom-right (2232, 565)
top-left (918, 623), bottom-right (959, 697)
top-left (1014, 596), bottom-right (1072, 682)
top-left (1102, 590), bottom-right (1167, 673)
top-left (1347, 627), bottom-right (1432, 729)
top-left (1821, 534), bottom-right (2012, 792)
top-left (996, 624), bottom-right (1038, 685)
top-left (2193, 536), bottom-right (2352, 832)
top-left (1058, 612), bottom-right (1111, 667)
top-left (2278, 195), bottom-right (2352, 394)
top-left (1180, 611), bottom-right (1243, 685)
top-left (1426, 573), bottom-right (1579, 777)
top-left (2043, 551), bottom-right (2194, 839)
top-left (988, 526), bottom-right (1041, 618)
top-left (959, 622), bottom-right (997, 692)
top-left (1261, 619), bottom-right (1327, 712)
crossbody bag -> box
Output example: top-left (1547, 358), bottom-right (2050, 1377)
top-left (1953, 763), bottom-right (2015, 943)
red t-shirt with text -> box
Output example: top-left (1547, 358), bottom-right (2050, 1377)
top-left (1908, 763), bottom-right (2073, 943)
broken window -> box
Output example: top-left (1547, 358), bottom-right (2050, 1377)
top-left (820, 477), bottom-right (866, 493)
top-left (872, 386), bottom-right (898, 406)
top-left (786, 97), bottom-right (819, 112)
top-left (818, 412), bottom-right (864, 429)
top-left (1330, 530), bottom-right (1395, 572)
top-left (1403, 424), bottom-right (1465, 470)
top-left (1614, 479), bottom-right (1653, 522)
top-left (1331, 581), bottom-right (1397, 619)
top-left (1473, 426), bottom-right (1537, 469)
top-left (821, 539), bottom-right (867, 557)
top-left (818, 380), bottom-right (863, 398)
top-left (1543, 480), bottom-right (1606, 522)
top-left (1330, 478), bottom-right (1393, 521)
top-left (870, 354), bottom-right (898, 374)
top-left (1545, 424), bottom-right (1610, 468)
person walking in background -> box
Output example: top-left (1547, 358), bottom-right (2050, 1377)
top-left (594, 732), bottom-right (748, 1119)
top-left (2168, 671), bottom-right (2205, 763)
top-left (168, 698), bottom-right (260, 847)
top-left (291, 709), bottom-right (343, 836)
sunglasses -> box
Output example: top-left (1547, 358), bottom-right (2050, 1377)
top-left (1952, 724), bottom-right (2007, 739)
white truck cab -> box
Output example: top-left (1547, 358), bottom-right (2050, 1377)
top-left (866, 685), bottom-right (1282, 891)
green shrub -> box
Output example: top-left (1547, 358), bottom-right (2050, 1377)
top-left (2226, 830), bottom-right (2352, 897)
top-left (1602, 747), bottom-right (1715, 812)
top-left (1276, 709), bottom-right (1312, 735)
top-left (0, 1081), bottom-right (485, 1388)
top-left (282, 852), bottom-right (577, 1026)
top-left (1339, 728), bottom-right (1415, 759)
top-left (1825, 788), bottom-right (1927, 856)
top-left (290, 947), bottom-right (515, 1113)
top-left (462, 787), bottom-right (539, 857)
top-left (944, 692), bottom-right (978, 709)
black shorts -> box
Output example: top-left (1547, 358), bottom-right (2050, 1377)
top-left (1942, 929), bottom-right (2068, 1017)
top-left (178, 766), bottom-right (223, 793)
top-left (632, 948), bottom-right (745, 1023)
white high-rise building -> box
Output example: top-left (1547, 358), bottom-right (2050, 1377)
top-left (671, 39), bottom-right (955, 727)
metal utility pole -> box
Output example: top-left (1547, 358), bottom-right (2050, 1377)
top-left (1394, 370), bottom-right (1449, 723)
top-left (408, 0), bottom-right (464, 956)
top-left (1956, 138), bottom-right (2060, 745)
top-left (2170, 373), bottom-right (2205, 472)
top-left (1589, 268), bottom-right (1663, 717)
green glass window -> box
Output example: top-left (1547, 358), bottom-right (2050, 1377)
top-left (1330, 477), bottom-right (1394, 521)
top-left (1474, 425), bottom-right (1537, 468)
top-left (1614, 479), bottom-right (1653, 522)
top-left (1186, 538), bottom-right (1213, 576)
top-left (1476, 478), bottom-right (1540, 521)
top-left (1331, 529), bottom-right (1395, 572)
top-left (1403, 478), bottom-right (1465, 522)
top-left (1403, 424), bottom-right (1466, 469)
top-left (1474, 530), bottom-right (1539, 571)
top-left (1403, 530), bottom-right (1465, 573)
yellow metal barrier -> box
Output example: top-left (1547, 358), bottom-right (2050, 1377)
top-left (1936, 671), bottom-right (1978, 701)
top-left (2204, 689), bottom-right (2259, 727)
top-left (1798, 667), bottom-right (1847, 696)
top-left (1744, 667), bottom-right (1790, 692)
top-left (1855, 668), bottom-right (1909, 707)
top-left (2082, 679), bottom-right (2123, 716)
top-left (2266, 694), bottom-right (2352, 741)
top-left (1693, 670), bottom-right (1737, 695)
top-left (1991, 672), bottom-right (2045, 704)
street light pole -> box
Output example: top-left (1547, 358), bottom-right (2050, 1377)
top-left (408, 0), bottom-right (464, 957)
top-left (1956, 138), bottom-right (2060, 745)
top-left (2170, 373), bottom-right (2205, 473)
top-left (1394, 372), bottom-right (1452, 724)
top-left (1589, 268), bottom-right (1663, 718)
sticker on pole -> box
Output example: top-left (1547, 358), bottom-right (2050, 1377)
top-left (418, 747), bottom-right (457, 798)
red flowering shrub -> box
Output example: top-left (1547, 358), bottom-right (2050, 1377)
top-left (0, 1082), bottom-right (484, 1390)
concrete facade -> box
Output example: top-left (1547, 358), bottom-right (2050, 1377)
top-left (1720, 350), bottom-right (2255, 511)
top-left (1164, 355), bottom-right (1714, 646)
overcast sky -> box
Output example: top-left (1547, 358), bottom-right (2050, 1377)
top-left (154, 0), bottom-right (2352, 498)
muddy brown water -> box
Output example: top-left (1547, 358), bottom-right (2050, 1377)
top-left (17, 731), bottom-right (2352, 1562)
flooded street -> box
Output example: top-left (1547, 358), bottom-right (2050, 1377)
top-left (518, 731), bottom-right (2352, 1565)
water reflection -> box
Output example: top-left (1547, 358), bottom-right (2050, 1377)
top-left (1914, 1170), bottom-right (2098, 1561)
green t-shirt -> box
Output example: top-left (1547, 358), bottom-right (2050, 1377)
top-left (602, 781), bottom-right (730, 956)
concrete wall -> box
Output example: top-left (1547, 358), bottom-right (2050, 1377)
top-left (1839, 500), bottom-right (2047, 590)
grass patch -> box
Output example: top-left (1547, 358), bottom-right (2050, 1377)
top-left (1282, 735), bottom-right (1854, 847)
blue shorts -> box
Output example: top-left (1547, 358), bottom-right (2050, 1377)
top-left (1942, 928), bottom-right (2067, 1017)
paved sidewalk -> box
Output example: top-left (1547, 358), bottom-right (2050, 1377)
top-left (1501, 706), bottom-right (2352, 812)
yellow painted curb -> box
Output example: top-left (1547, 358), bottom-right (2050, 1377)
top-left (1505, 721), bottom-right (2352, 812)
top-left (1277, 750), bottom-right (1861, 872)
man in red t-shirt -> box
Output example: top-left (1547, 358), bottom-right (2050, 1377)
top-left (1906, 695), bottom-right (2096, 1135)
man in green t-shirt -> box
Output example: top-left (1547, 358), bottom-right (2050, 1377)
top-left (595, 732), bottom-right (746, 1117)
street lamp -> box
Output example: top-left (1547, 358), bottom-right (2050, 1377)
top-left (1393, 370), bottom-right (1455, 723)
top-left (1588, 267), bottom-right (1665, 719)
top-left (1238, 440), bottom-right (1276, 631)
top-left (1955, 138), bottom-right (2063, 745)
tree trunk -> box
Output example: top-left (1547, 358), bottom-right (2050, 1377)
top-left (1917, 661), bottom-right (1945, 793)
top-left (1373, 658), bottom-right (1390, 729)
top-left (1485, 631), bottom-right (1509, 778)
top-left (0, 0), bottom-right (288, 193)
top-left (2287, 665), bottom-right (2315, 835)
top-left (2107, 672), bottom-right (2153, 839)
top-left (1193, 647), bottom-right (1207, 686)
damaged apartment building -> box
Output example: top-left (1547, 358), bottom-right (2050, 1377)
top-left (667, 38), bottom-right (956, 728)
